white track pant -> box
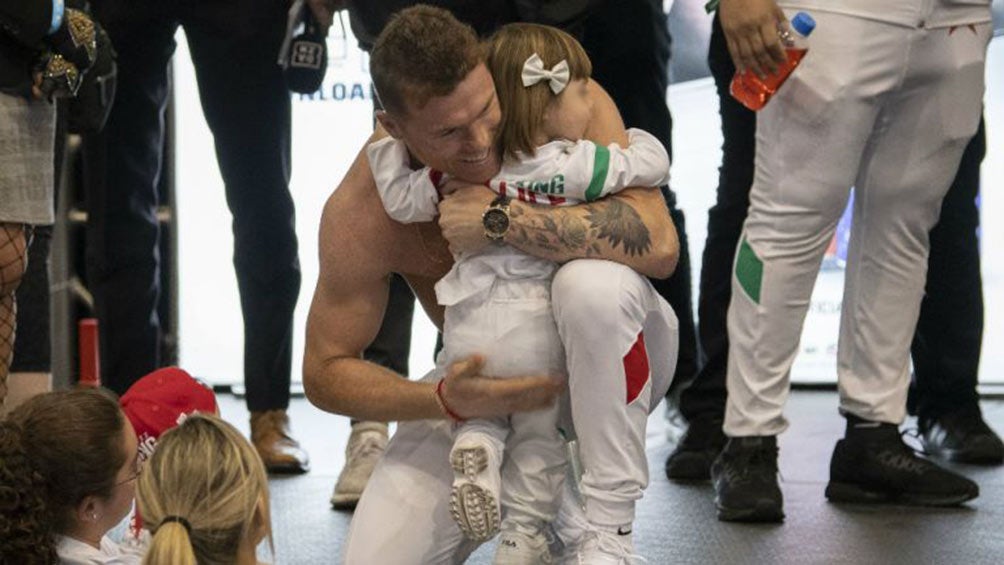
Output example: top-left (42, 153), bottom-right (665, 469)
top-left (344, 260), bottom-right (678, 564)
top-left (724, 11), bottom-right (990, 437)
top-left (443, 277), bottom-right (568, 529)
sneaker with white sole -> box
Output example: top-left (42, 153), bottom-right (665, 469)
top-left (492, 523), bottom-right (553, 565)
top-left (449, 433), bottom-right (503, 541)
top-left (577, 527), bottom-right (646, 565)
top-left (330, 421), bottom-right (388, 509)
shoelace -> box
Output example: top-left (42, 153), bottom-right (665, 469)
top-left (347, 433), bottom-right (385, 462)
top-left (721, 443), bottom-right (778, 486)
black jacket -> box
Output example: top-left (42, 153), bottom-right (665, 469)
top-left (1, 0), bottom-right (55, 93)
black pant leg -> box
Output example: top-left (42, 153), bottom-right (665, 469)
top-left (364, 273), bottom-right (415, 377)
top-left (908, 117), bottom-right (986, 421)
top-left (183, 2), bottom-right (299, 412)
top-left (678, 12), bottom-right (754, 423)
top-left (84, 2), bottom-right (178, 394)
top-left (581, 0), bottom-right (698, 383)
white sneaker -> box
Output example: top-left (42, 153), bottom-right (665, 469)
top-left (330, 422), bottom-right (388, 509)
top-left (449, 434), bottom-right (503, 541)
top-left (576, 527), bottom-right (646, 565)
top-left (493, 524), bottom-right (554, 565)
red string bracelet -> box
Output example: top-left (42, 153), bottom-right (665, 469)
top-left (435, 378), bottom-right (466, 423)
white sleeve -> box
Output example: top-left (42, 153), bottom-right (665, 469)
top-left (559, 128), bottom-right (671, 202)
top-left (365, 137), bottom-right (440, 223)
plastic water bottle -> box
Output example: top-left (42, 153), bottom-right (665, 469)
top-left (730, 12), bottom-right (816, 111)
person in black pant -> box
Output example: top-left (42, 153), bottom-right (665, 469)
top-left (666, 7), bottom-right (1001, 482)
top-left (84, 0), bottom-right (321, 473)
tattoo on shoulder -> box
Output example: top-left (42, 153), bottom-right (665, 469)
top-left (508, 198), bottom-right (652, 257)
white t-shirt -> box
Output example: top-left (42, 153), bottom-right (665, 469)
top-left (56, 535), bottom-right (143, 565)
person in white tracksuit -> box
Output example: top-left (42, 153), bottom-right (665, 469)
top-left (365, 23), bottom-right (673, 563)
top-left (712, 0), bottom-right (992, 523)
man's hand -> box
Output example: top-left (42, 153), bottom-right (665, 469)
top-left (719, 0), bottom-right (789, 78)
top-left (438, 182), bottom-right (498, 256)
top-left (439, 355), bottom-right (564, 420)
top-left (306, 0), bottom-right (346, 30)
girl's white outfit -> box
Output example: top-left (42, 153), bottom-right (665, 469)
top-left (56, 535), bottom-right (143, 565)
top-left (366, 128), bottom-right (670, 543)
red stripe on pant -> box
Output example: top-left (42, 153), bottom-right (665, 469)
top-left (624, 332), bottom-right (650, 404)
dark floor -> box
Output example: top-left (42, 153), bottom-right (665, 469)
top-left (218, 392), bottom-right (1004, 564)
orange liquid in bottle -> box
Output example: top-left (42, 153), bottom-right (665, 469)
top-left (730, 48), bottom-right (808, 111)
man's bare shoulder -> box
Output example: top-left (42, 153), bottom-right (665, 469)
top-left (320, 147), bottom-right (453, 281)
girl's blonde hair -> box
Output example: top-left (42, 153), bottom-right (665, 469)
top-left (137, 414), bottom-right (272, 565)
top-left (485, 23), bottom-right (592, 161)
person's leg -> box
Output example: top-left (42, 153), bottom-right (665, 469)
top-left (0, 224), bottom-right (29, 408)
top-left (85, 1), bottom-right (178, 394)
top-left (716, 11), bottom-right (891, 522)
top-left (581, 0), bottom-right (698, 387)
top-left (6, 225), bottom-right (53, 412)
top-left (183, 1), bottom-right (305, 472)
top-left (551, 259), bottom-right (678, 559)
top-left (909, 117), bottom-right (1002, 464)
top-left (825, 20), bottom-right (988, 507)
top-left (345, 374), bottom-right (480, 565)
top-left (666, 10), bottom-right (751, 481)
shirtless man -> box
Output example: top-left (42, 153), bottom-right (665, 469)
top-left (303, 6), bottom-right (680, 563)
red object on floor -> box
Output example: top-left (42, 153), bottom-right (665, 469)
top-left (78, 318), bottom-right (100, 387)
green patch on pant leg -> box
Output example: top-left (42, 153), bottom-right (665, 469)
top-left (735, 237), bottom-right (763, 304)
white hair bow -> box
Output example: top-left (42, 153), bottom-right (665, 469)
top-left (521, 53), bottom-right (570, 94)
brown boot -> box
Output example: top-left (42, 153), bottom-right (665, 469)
top-left (250, 410), bottom-right (310, 474)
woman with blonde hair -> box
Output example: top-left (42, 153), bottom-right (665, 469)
top-left (137, 414), bottom-right (271, 565)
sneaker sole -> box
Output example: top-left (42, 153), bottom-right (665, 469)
top-left (449, 447), bottom-right (500, 541)
top-left (715, 499), bottom-right (784, 523)
top-left (825, 481), bottom-right (979, 507)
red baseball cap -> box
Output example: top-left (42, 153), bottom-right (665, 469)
top-left (120, 367), bottom-right (218, 462)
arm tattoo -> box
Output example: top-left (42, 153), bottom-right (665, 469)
top-left (509, 198), bottom-right (652, 258)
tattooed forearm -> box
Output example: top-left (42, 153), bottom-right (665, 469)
top-left (508, 198), bottom-right (652, 259)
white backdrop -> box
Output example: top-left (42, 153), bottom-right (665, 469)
top-left (173, 26), bottom-right (1004, 387)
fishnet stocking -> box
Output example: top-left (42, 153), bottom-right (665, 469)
top-left (0, 223), bottom-right (29, 407)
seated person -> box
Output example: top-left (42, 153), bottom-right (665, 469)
top-left (0, 388), bottom-right (143, 564)
top-left (137, 413), bottom-right (272, 565)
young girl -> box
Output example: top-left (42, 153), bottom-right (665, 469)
top-left (0, 388), bottom-right (144, 565)
top-left (366, 23), bottom-right (670, 562)
top-left (136, 413), bottom-right (272, 565)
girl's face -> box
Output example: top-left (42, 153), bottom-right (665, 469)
top-left (542, 79), bottom-right (593, 143)
top-left (101, 417), bottom-right (140, 533)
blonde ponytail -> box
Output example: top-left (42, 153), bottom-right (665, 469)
top-left (138, 414), bottom-right (271, 565)
top-left (144, 519), bottom-right (197, 565)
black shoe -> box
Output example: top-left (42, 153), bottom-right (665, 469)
top-left (825, 421), bottom-right (978, 506)
top-left (666, 417), bottom-right (726, 481)
top-left (920, 406), bottom-right (1004, 465)
top-left (711, 436), bottom-right (784, 522)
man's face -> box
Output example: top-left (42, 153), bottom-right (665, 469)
top-left (382, 63), bottom-right (502, 183)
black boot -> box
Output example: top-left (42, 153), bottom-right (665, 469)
top-left (666, 416), bottom-right (726, 481)
top-left (826, 416), bottom-right (978, 506)
top-left (920, 405), bottom-right (1004, 465)
top-left (711, 436), bottom-right (784, 522)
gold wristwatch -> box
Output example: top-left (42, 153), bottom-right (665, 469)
top-left (482, 194), bottom-right (511, 241)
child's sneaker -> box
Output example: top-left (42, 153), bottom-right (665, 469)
top-left (492, 522), bottom-right (553, 564)
top-left (449, 434), bottom-right (503, 541)
top-left (576, 526), bottom-right (645, 565)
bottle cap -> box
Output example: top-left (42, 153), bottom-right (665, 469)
top-left (791, 12), bottom-right (816, 37)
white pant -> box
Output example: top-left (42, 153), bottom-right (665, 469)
top-left (443, 277), bottom-right (568, 528)
top-left (725, 12), bottom-right (990, 437)
top-left (344, 260), bottom-right (679, 564)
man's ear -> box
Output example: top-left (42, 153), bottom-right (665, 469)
top-left (375, 110), bottom-right (404, 139)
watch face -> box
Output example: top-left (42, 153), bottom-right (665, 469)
top-left (484, 208), bottom-right (510, 238)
